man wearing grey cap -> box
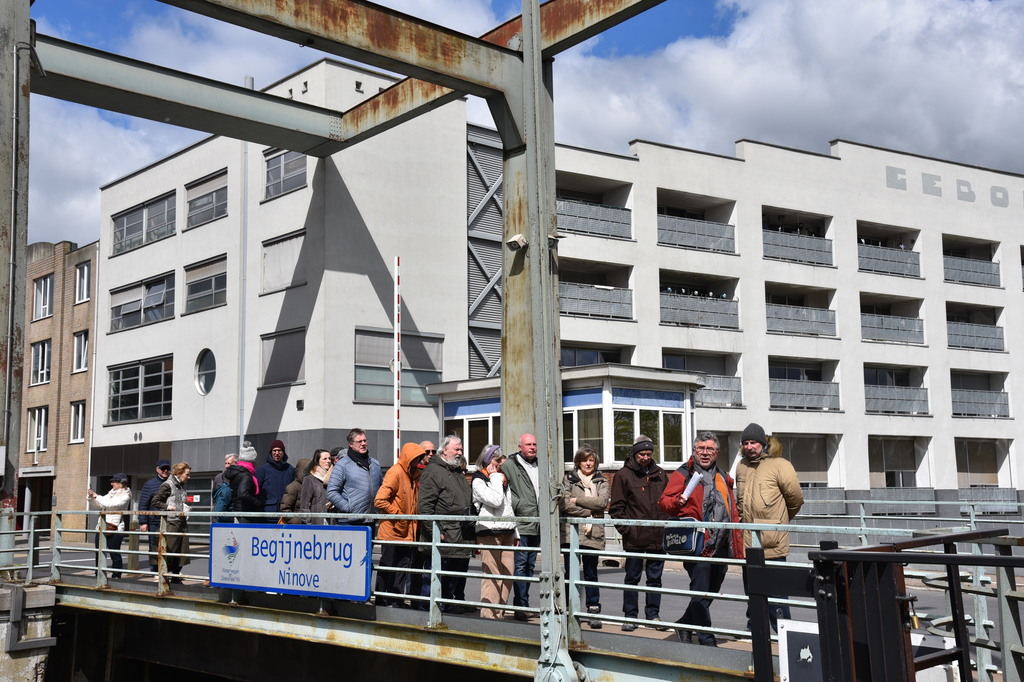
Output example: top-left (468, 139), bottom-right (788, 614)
top-left (138, 459), bottom-right (171, 572)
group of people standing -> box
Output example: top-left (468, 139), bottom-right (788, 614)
top-left (88, 421), bottom-right (803, 646)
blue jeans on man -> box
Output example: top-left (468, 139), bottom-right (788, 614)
top-left (623, 555), bottom-right (663, 619)
top-left (513, 534), bottom-right (541, 606)
top-left (679, 559), bottom-right (728, 645)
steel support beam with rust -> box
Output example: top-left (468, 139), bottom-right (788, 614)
top-left (31, 35), bottom-right (350, 157)
top-left (158, 0), bottom-right (520, 98)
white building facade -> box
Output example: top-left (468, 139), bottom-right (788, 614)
top-left (92, 59), bottom-right (1023, 510)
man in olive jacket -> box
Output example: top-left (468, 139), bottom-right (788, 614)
top-left (609, 439), bottom-right (668, 631)
top-left (502, 433), bottom-right (541, 620)
top-left (736, 423), bottom-right (803, 630)
top-left (417, 436), bottom-right (473, 613)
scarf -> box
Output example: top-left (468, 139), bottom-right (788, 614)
top-left (238, 460), bottom-right (260, 494)
top-left (312, 464), bottom-right (332, 484)
top-left (349, 450), bottom-right (371, 470)
top-left (693, 460), bottom-right (728, 551)
top-left (577, 471), bottom-right (596, 537)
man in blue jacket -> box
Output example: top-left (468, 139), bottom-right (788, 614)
top-left (137, 459), bottom-right (171, 572)
top-left (327, 428), bottom-right (382, 526)
top-left (256, 440), bottom-right (295, 514)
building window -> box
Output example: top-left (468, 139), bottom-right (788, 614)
top-left (186, 171), bottom-right (228, 228)
top-left (955, 439), bottom-right (999, 487)
top-left (864, 367), bottom-right (910, 386)
top-left (70, 401), bottom-right (86, 443)
top-left (612, 408), bottom-right (684, 462)
top-left (185, 257), bottom-right (227, 314)
top-left (442, 416), bottom-right (501, 463)
top-left (261, 328), bottom-right (305, 387)
top-left (868, 437), bottom-right (917, 488)
top-left (110, 273), bottom-right (175, 331)
top-left (75, 262), bottom-right (91, 303)
top-left (195, 349), bottom-right (216, 395)
top-left (107, 356), bottom-right (173, 423)
top-left (27, 406), bottom-right (47, 452)
top-left (262, 232), bottom-right (306, 293)
top-left (33, 275), bottom-right (53, 320)
top-left (113, 194), bottom-right (176, 255)
top-left (354, 329), bottom-right (442, 405)
top-left (264, 150), bottom-right (306, 199)
top-left (561, 346), bottom-right (621, 367)
top-left (29, 340), bottom-right (51, 385)
top-left (73, 331), bottom-right (88, 372)
top-left (768, 361), bottom-right (822, 381)
top-left (562, 407), bottom-right (604, 463)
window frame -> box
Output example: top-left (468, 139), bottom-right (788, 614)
top-left (260, 328), bottom-right (306, 388)
top-left (26, 406), bottom-right (48, 452)
top-left (29, 339), bottom-right (51, 385)
top-left (110, 273), bottom-right (176, 331)
top-left (186, 171), bottom-right (228, 229)
top-left (33, 275), bottom-right (53, 320)
top-left (70, 401), bottom-right (86, 443)
top-left (75, 262), bottom-right (91, 303)
top-left (112, 193), bottom-right (176, 255)
top-left (107, 356), bottom-right (174, 424)
top-left (353, 328), bottom-right (443, 405)
top-left (184, 257), bottom-right (227, 314)
top-left (264, 150), bottom-right (306, 200)
top-left (73, 331), bottom-right (89, 373)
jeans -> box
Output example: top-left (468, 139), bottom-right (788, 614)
top-left (622, 554), bottom-right (663, 619)
top-left (563, 548), bottom-right (600, 609)
top-left (440, 557), bottom-right (469, 607)
top-left (104, 531), bottom-right (124, 578)
top-left (513, 534), bottom-right (541, 607)
top-left (679, 559), bottom-right (728, 644)
top-left (376, 544), bottom-right (415, 605)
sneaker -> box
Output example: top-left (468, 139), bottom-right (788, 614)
top-left (587, 606), bottom-right (602, 629)
top-left (621, 622), bottom-right (638, 632)
top-left (648, 617), bottom-right (671, 631)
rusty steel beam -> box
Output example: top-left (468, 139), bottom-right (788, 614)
top-left (158, 0), bottom-right (520, 98)
top-left (331, 0), bottom-right (668, 152)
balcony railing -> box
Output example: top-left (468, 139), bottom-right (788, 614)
top-left (943, 255), bottom-right (1000, 287)
top-left (951, 389), bottom-right (1010, 417)
top-left (769, 379), bottom-right (840, 410)
top-left (857, 243), bottom-right (921, 277)
top-left (762, 229), bottom-right (833, 266)
top-left (864, 385), bottom-right (929, 415)
top-left (694, 375), bottom-right (742, 406)
top-left (865, 488), bottom-right (936, 516)
top-left (766, 303), bottom-right (836, 336)
top-left (659, 292), bottom-right (739, 329)
top-left (558, 281), bottom-right (633, 320)
top-left (657, 215), bottom-right (735, 253)
top-left (556, 198), bottom-right (632, 239)
top-left (947, 321), bottom-right (1004, 351)
top-left (861, 313), bottom-right (924, 344)
top-left (958, 487), bottom-right (1017, 514)
top-left (800, 487), bottom-right (846, 515)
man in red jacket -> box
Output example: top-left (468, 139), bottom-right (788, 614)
top-left (659, 431), bottom-right (743, 647)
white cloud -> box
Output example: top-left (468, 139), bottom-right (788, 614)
top-left (553, 0), bottom-right (1024, 174)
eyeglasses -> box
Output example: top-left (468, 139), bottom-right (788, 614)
top-left (271, 448), bottom-right (284, 453)
top-left (423, 449), bottom-right (436, 455)
top-left (159, 466), bottom-right (171, 471)
top-left (352, 439), bottom-right (368, 444)
top-left (694, 447), bottom-right (718, 453)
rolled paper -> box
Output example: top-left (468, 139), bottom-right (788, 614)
top-left (681, 474), bottom-right (702, 501)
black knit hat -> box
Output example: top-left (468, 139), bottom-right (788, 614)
top-left (631, 440), bottom-right (655, 455)
top-left (740, 423), bottom-right (767, 448)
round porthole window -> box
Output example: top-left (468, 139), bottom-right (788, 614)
top-left (195, 349), bottom-right (216, 395)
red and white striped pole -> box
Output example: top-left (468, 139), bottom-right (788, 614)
top-left (393, 256), bottom-right (401, 462)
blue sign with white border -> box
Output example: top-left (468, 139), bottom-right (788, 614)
top-left (208, 523), bottom-right (372, 601)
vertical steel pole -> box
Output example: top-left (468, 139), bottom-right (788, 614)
top-left (0, 0), bottom-right (30, 567)
top-left (496, 1), bottom-right (573, 679)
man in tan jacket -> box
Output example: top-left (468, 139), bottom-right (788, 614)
top-left (735, 422), bottom-right (803, 630)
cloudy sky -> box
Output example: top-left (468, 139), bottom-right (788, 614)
top-left (26, 0), bottom-right (1024, 244)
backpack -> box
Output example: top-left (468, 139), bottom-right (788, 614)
top-left (213, 480), bottom-right (233, 522)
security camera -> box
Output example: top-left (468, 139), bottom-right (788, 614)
top-left (506, 233), bottom-right (528, 251)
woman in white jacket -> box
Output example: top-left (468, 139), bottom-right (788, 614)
top-left (472, 445), bottom-right (517, 619)
top-left (87, 473), bottom-right (132, 579)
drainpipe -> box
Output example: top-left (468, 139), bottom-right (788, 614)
top-left (236, 76), bottom-right (253, 448)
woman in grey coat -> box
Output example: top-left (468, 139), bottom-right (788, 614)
top-left (150, 462), bottom-right (192, 584)
top-left (560, 445), bottom-right (610, 628)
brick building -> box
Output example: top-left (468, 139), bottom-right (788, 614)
top-left (21, 240), bottom-right (97, 530)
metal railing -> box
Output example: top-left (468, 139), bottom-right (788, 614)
top-left (657, 215), bottom-right (736, 253)
top-left (659, 292), bottom-right (739, 329)
top-left (947, 320), bottom-right (1005, 351)
top-left (762, 229), bottom-right (833, 266)
top-left (769, 378), bottom-right (841, 410)
top-left (857, 243), bottom-right (921, 277)
top-left (861, 313), bottom-right (925, 344)
top-left (944, 255), bottom-right (1000, 287)
top-left (952, 389), bottom-right (1010, 417)
top-left (864, 384), bottom-right (930, 415)
top-left (558, 281), bottom-right (633, 319)
top-left (556, 198), bottom-right (632, 239)
top-left (694, 374), bottom-right (742, 406)
top-left (766, 303), bottom-right (836, 336)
